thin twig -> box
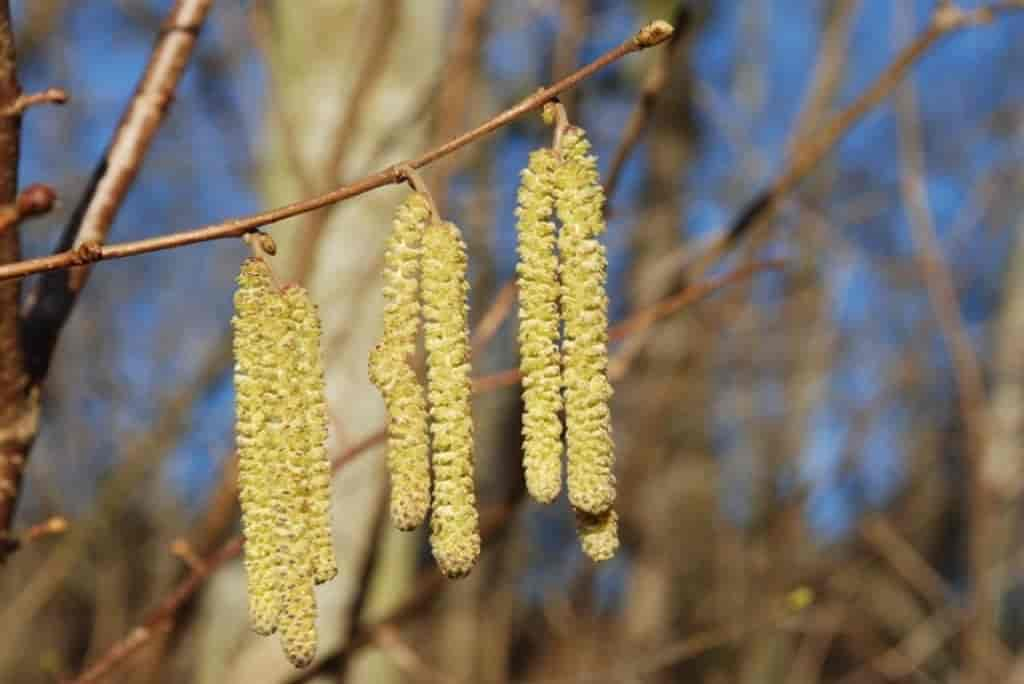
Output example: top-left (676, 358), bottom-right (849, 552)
top-left (0, 87), bottom-right (67, 116)
top-left (0, 20), bottom-right (675, 285)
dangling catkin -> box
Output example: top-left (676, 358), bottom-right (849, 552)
top-left (283, 286), bottom-right (337, 585)
top-left (555, 126), bottom-right (616, 516)
top-left (277, 543), bottom-right (318, 668)
top-left (574, 507), bottom-right (619, 562)
top-left (515, 148), bottom-right (564, 503)
top-left (369, 193), bottom-right (432, 531)
top-left (421, 220), bottom-right (481, 578)
top-left (233, 257), bottom-right (282, 636)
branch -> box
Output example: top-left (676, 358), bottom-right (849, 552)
top-left (0, 20), bottom-right (675, 286)
top-left (0, 0), bottom-right (36, 555)
top-left (21, 0), bottom-right (215, 382)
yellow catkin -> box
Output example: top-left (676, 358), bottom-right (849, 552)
top-left (515, 148), bottom-right (564, 503)
top-left (369, 193), bottom-right (432, 531)
top-left (233, 257), bottom-right (281, 636)
top-left (555, 126), bottom-right (616, 516)
top-left (284, 286), bottom-right (337, 585)
top-left (421, 220), bottom-right (481, 578)
top-left (574, 507), bottom-right (619, 562)
top-left (277, 539), bottom-right (318, 668)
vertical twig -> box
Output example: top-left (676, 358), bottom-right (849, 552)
top-left (0, 0), bottom-right (37, 556)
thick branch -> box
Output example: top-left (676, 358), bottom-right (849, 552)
top-left (0, 0), bottom-right (35, 554)
top-left (0, 20), bottom-right (674, 285)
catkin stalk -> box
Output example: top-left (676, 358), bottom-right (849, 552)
top-left (515, 148), bottom-right (564, 503)
top-left (556, 126), bottom-right (616, 516)
top-left (369, 193), bottom-right (433, 531)
top-left (421, 220), bottom-right (481, 578)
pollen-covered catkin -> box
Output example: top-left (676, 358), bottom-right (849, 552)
top-left (574, 507), bottom-right (619, 562)
top-left (556, 126), bottom-right (616, 516)
top-left (515, 148), bottom-right (564, 503)
top-left (233, 257), bottom-right (282, 636)
top-left (421, 220), bottom-right (481, 578)
top-left (277, 544), bottom-right (318, 668)
top-left (369, 193), bottom-right (432, 531)
top-left (283, 286), bottom-right (337, 585)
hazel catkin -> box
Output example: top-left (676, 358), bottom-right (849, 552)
top-left (369, 193), bottom-right (433, 531)
top-left (421, 220), bottom-right (481, 578)
top-left (234, 257), bottom-right (336, 666)
top-left (283, 285), bottom-right (337, 585)
top-left (515, 148), bottom-right (564, 504)
top-left (555, 126), bottom-right (616, 516)
top-left (574, 507), bottom-right (619, 562)
top-left (233, 257), bottom-right (282, 636)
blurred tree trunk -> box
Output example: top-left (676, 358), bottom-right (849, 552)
top-left (196, 2), bottom-right (444, 682)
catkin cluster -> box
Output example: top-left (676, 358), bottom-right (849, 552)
top-left (514, 122), bottom-right (618, 562)
top-left (233, 257), bottom-right (337, 668)
top-left (370, 195), bottom-right (481, 578)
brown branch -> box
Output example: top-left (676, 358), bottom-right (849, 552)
top-left (21, 0), bottom-right (215, 381)
top-left (0, 0), bottom-right (36, 559)
top-left (0, 20), bottom-right (675, 286)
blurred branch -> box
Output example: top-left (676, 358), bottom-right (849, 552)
top-left (603, 2), bottom-right (691, 207)
top-left (672, 1), bottom-right (1024, 282)
top-left (0, 20), bottom-right (676, 284)
top-left (892, 9), bottom-right (1001, 678)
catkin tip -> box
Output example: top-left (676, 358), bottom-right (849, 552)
top-left (575, 507), bottom-right (619, 562)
